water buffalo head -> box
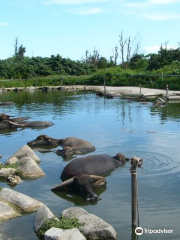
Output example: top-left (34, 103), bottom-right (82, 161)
top-left (51, 174), bottom-right (106, 202)
top-left (56, 146), bottom-right (81, 159)
top-left (113, 153), bottom-right (130, 165)
top-left (0, 113), bottom-right (10, 121)
top-left (27, 135), bottom-right (61, 147)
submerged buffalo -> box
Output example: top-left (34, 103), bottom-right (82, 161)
top-left (0, 113), bottom-right (53, 130)
top-left (52, 153), bottom-right (129, 202)
top-left (27, 135), bottom-right (95, 158)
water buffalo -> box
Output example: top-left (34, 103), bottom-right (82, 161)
top-left (0, 113), bottom-right (53, 130)
top-left (27, 135), bottom-right (95, 159)
top-left (51, 153), bottom-right (129, 202)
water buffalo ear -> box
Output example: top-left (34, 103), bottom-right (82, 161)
top-left (51, 178), bottom-right (74, 191)
top-left (89, 175), bottom-right (106, 187)
top-left (72, 149), bottom-right (81, 154)
top-left (93, 178), bottom-right (106, 188)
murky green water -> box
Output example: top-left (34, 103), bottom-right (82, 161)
top-left (0, 90), bottom-right (180, 240)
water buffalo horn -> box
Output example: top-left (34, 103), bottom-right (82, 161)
top-left (89, 175), bottom-right (105, 180)
top-left (51, 178), bottom-right (74, 191)
top-left (8, 120), bottom-right (25, 127)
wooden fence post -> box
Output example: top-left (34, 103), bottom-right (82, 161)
top-left (103, 76), bottom-right (106, 96)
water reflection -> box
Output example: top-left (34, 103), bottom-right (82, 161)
top-left (0, 91), bottom-right (180, 240)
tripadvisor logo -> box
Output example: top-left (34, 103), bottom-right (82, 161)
top-left (135, 227), bottom-right (143, 235)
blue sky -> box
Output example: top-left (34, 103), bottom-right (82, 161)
top-left (1, 0), bottom-right (180, 61)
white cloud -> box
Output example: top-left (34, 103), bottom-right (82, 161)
top-left (126, 2), bottom-right (150, 9)
top-left (144, 44), bottom-right (177, 53)
top-left (143, 12), bottom-right (180, 20)
top-left (0, 22), bottom-right (9, 27)
top-left (45, 0), bottom-right (108, 5)
top-left (144, 45), bottom-right (160, 53)
top-left (74, 7), bottom-right (103, 14)
top-left (150, 0), bottom-right (180, 4)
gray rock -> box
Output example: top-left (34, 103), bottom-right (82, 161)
top-left (62, 207), bottom-right (117, 240)
top-left (7, 175), bottom-right (23, 185)
top-left (18, 157), bottom-right (45, 178)
top-left (44, 227), bottom-right (86, 240)
top-left (5, 157), bottom-right (18, 165)
top-left (35, 205), bottom-right (58, 232)
top-left (0, 168), bottom-right (16, 180)
top-left (0, 201), bottom-right (20, 221)
top-left (0, 188), bottom-right (43, 212)
top-left (10, 145), bottom-right (41, 163)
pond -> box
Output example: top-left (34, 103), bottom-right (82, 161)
top-left (0, 89), bottom-right (180, 240)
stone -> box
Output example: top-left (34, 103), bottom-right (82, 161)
top-left (7, 175), bottom-right (23, 185)
top-left (10, 145), bottom-right (41, 163)
top-left (35, 205), bottom-right (58, 232)
top-left (18, 157), bottom-right (45, 178)
top-left (44, 227), bottom-right (86, 240)
top-left (0, 168), bottom-right (16, 180)
top-left (0, 188), bottom-right (43, 213)
top-left (5, 157), bottom-right (18, 165)
top-left (62, 207), bottom-right (117, 240)
top-left (0, 201), bottom-right (20, 221)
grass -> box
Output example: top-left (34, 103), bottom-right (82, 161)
top-left (1, 67), bottom-right (180, 90)
top-left (0, 163), bottom-right (21, 175)
top-left (37, 216), bottom-right (82, 237)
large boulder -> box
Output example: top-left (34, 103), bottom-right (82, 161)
top-left (62, 207), bottom-right (117, 240)
top-left (0, 201), bottom-right (20, 221)
top-left (0, 188), bottom-right (43, 213)
top-left (44, 227), bottom-right (86, 240)
top-left (18, 157), bottom-right (45, 178)
top-left (9, 145), bottom-right (41, 163)
top-left (35, 205), bottom-right (58, 232)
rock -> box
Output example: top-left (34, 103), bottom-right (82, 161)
top-left (0, 155), bottom-right (2, 158)
top-left (10, 145), bottom-right (41, 163)
top-left (0, 168), bottom-right (16, 180)
top-left (0, 201), bottom-right (20, 221)
top-left (62, 207), bottom-right (117, 240)
top-left (35, 205), bottom-right (58, 232)
top-left (44, 227), bottom-right (86, 240)
top-left (18, 157), bottom-right (45, 178)
top-left (5, 157), bottom-right (18, 165)
top-left (0, 188), bottom-right (43, 213)
top-left (7, 175), bottom-right (22, 185)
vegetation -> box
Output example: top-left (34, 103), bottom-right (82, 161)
top-left (37, 216), bottom-right (82, 237)
top-left (0, 163), bottom-right (21, 175)
top-left (1, 37), bottom-right (180, 90)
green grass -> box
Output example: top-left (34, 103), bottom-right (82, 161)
top-left (37, 216), bottom-right (82, 237)
top-left (1, 67), bottom-right (180, 90)
top-left (0, 163), bottom-right (21, 175)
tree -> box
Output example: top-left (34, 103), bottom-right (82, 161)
top-left (14, 37), bottom-right (26, 60)
top-left (119, 31), bottom-right (140, 69)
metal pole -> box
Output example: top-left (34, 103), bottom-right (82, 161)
top-left (139, 83), bottom-right (142, 96)
top-left (131, 164), bottom-right (137, 227)
top-left (130, 156), bottom-right (143, 227)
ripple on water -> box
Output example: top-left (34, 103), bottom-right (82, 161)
top-left (119, 151), bottom-right (180, 177)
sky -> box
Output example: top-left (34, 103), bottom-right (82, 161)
top-left (0, 0), bottom-right (180, 61)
